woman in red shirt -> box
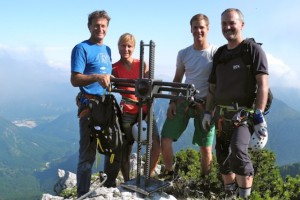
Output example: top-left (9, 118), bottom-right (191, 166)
top-left (112, 33), bottom-right (161, 181)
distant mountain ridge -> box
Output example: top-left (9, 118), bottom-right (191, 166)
top-left (272, 86), bottom-right (300, 112)
top-left (1, 96), bottom-right (300, 167)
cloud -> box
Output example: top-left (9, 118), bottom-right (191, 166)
top-left (0, 45), bottom-right (70, 102)
top-left (267, 53), bottom-right (300, 89)
top-left (0, 45), bottom-right (69, 81)
top-left (43, 46), bottom-right (71, 71)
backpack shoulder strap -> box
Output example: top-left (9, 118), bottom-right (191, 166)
top-left (241, 38), bottom-right (262, 66)
top-left (213, 44), bottom-right (227, 65)
top-left (214, 38), bottom-right (262, 66)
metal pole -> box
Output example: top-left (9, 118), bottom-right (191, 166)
top-left (136, 40), bottom-right (145, 184)
top-left (144, 40), bottom-right (155, 180)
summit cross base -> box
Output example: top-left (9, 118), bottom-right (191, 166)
top-left (121, 176), bottom-right (170, 196)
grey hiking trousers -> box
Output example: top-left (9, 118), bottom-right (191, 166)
top-left (215, 108), bottom-right (254, 176)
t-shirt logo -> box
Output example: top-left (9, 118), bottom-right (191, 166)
top-left (97, 53), bottom-right (110, 64)
top-left (97, 53), bottom-right (111, 73)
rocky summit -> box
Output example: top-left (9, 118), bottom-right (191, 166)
top-left (41, 170), bottom-right (176, 200)
top-left (41, 153), bottom-right (177, 200)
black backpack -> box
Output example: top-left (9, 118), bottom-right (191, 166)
top-left (88, 94), bottom-right (124, 162)
top-left (213, 38), bottom-right (273, 114)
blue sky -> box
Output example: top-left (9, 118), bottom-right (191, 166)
top-left (1, 0), bottom-right (300, 89)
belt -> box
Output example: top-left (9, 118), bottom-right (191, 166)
top-left (122, 97), bottom-right (147, 105)
top-left (79, 108), bottom-right (90, 118)
top-left (82, 93), bottom-right (102, 99)
top-left (78, 93), bottom-right (103, 118)
top-left (217, 105), bottom-right (252, 112)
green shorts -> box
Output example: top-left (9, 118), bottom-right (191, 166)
top-left (161, 101), bottom-right (215, 147)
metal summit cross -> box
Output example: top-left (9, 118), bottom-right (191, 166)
top-left (110, 40), bottom-right (198, 196)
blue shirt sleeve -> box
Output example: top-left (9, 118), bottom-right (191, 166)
top-left (71, 44), bottom-right (86, 73)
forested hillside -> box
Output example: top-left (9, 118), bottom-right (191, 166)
top-left (280, 162), bottom-right (300, 179)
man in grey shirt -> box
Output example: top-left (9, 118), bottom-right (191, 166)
top-left (159, 13), bottom-right (217, 181)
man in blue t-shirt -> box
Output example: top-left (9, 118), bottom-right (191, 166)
top-left (70, 10), bottom-right (116, 198)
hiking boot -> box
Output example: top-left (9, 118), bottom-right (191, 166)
top-left (224, 190), bottom-right (237, 200)
top-left (158, 169), bottom-right (174, 181)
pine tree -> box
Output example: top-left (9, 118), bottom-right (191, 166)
top-left (250, 149), bottom-right (283, 199)
top-left (172, 148), bottom-right (300, 199)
